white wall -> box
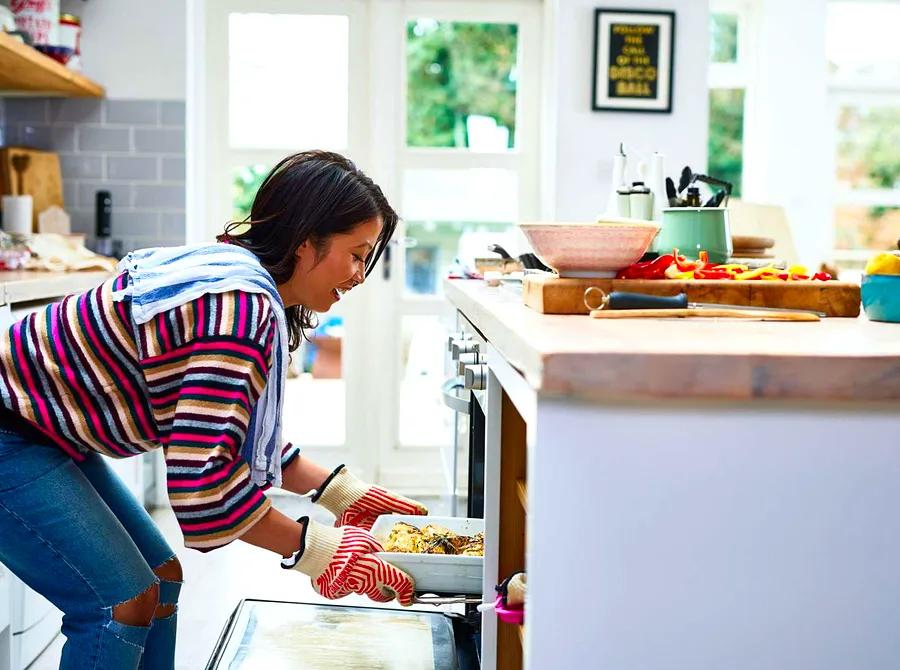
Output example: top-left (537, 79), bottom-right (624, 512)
top-left (60, 0), bottom-right (186, 100)
top-left (545, 0), bottom-right (710, 221)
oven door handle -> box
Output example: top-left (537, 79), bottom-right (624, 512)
top-left (441, 377), bottom-right (470, 414)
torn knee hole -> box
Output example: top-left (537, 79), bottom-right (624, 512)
top-left (152, 556), bottom-right (183, 584)
top-left (112, 581), bottom-right (159, 628)
top-left (154, 602), bottom-right (177, 619)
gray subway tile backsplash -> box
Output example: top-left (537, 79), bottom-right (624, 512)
top-left (160, 101), bottom-right (186, 127)
top-left (1, 97), bottom-right (186, 252)
top-left (133, 128), bottom-right (185, 154)
top-left (134, 183), bottom-right (185, 209)
top-left (106, 100), bottom-right (160, 126)
top-left (4, 98), bottom-right (49, 124)
top-left (78, 126), bottom-right (131, 152)
top-left (161, 156), bottom-right (186, 181)
top-left (48, 98), bottom-right (103, 124)
top-left (59, 154), bottom-right (104, 180)
top-left (114, 210), bottom-right (161, 236)
top-left (107, 156), bottom-right (159, 181)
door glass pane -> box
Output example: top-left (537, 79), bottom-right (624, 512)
top-left (405, 220), bottom-right (521, 295)
top-left (233, 164), bottom-right (269, 220)
top-left (402, 167), bottom-right (521, 296)
top-left (836, 104), bottom-right (900, 191)
top-left (709, 13), bottom-right (738, 64)
top-left (834, 205), bottom-right (900, 251)
top-left (229, 13), bottom-right (349, 150)
top-left (708, 88), bottom-right (745, 196)
top-left (827, 2), bottom-right (900, 83)
top-left (398, 315), bottom-right (454, 448)
top-left (407, 19), bottom-right (519, 150)
top-left (283, 316), bottom-right (346, 447)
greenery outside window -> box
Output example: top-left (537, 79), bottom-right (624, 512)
top-left (708, 7), bottom-right (748, 197)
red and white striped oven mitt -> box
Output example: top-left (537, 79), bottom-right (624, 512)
top-left (282, 517), bottom-right (415, 606)
top-left (312, 464), bottom-right (428, 531)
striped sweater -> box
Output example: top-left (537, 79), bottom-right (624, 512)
top-left (0, 272), bottom-right (299, 551)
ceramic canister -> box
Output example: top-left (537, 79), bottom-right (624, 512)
top-left (656, 207), bottom-right (733, 264)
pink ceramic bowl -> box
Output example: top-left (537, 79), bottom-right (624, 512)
top-left (519, 219), bottom-right (661, 277)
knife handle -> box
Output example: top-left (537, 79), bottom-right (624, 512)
top-left (607, 291), bottom-right (689, 310)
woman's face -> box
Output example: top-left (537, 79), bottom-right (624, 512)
top-left (278, 216), bottom-right (383, 311)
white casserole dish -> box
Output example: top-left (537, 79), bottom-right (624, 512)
top-left (371, 515), bottom-right (484, 595)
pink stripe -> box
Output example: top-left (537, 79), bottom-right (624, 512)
top-left (196, 294), bottom-right (205, 339)
top-left (11, 320), bottom-right (54, 428)
top-left (237, 292), bottom-right (247, 339)
top-left (167, 431), bottom-right (238, 447)
top-left (178, 489), bottom-right (265, 532)
top-left (144, 339), bottom-right (267, 369)
top-left (157, 312), bottom-right (172, 351)
top-left (91, 288), bottom-right (157, 437)
top-left (77, 296), bottom-right (131, 450)
top-left (55, 298), bottom-right (121, 448)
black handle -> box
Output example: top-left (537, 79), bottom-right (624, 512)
top-left (607, 291), bottom-right (689, 310)
top-left (488, 244), bottom-right (513, 260)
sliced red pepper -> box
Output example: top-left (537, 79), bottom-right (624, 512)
top-left (693, 270), bottom-right (732, 280)
top-left (812, 272), bottom-right (832, 281)
top-left (616, 254), bottom-right (674, 279)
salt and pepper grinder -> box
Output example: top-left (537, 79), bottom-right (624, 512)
top-left (94, 190), bottom-right (113, 257)
top-left (629, 182), bottom-right (653, 220)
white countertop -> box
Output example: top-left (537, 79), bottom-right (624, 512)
top-left (444, 278), bottom-right (900, 403)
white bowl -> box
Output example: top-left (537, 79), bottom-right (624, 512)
top-left (519, 219), bottom-right (660, 278)
top-left (370, 515), bottom-right (484, 595)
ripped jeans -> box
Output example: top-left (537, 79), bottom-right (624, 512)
top-left (0, 426), bottom-right (180, 669)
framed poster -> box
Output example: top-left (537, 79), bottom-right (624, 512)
top-left (591, 8), bottom-right (675, 113)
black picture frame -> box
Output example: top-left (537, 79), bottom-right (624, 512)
top-left (591, 8), bottom-right (676, 113)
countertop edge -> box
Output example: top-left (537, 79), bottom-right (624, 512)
top-left (0, 271), bottom-right (113, 306)
top-left (444, 278), bottom-right (900, 403)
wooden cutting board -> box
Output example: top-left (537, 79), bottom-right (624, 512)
top-left (523, 274), bottom-right (861, 317)
top-left (0, 147), bottom-right (64, 232)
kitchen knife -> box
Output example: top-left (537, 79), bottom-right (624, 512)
top-left (590, 290), bottom-right (827, 317)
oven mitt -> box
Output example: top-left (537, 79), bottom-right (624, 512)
top-left (312, 464), bottom-right (428, 531)
top-left (282, 517), bottom-right (415, 606)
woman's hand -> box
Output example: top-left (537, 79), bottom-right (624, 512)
top-left (313, 465), bottom-right (428, 530)
top-left (282, 517), bottom-right (415, 606)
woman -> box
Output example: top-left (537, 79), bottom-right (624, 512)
top-left (0, 150), bottom-right (428, 669)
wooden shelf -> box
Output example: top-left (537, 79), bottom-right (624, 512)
top-left (0, 32), bottom-right (104, 97)
top-left (516, 479), bottom-right (528, 513)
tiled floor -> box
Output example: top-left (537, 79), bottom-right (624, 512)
top-left (28, 494), bottom-right (451, 669)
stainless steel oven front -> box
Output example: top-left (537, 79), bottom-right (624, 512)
top-left (441, 313), bottom-right (487, 520)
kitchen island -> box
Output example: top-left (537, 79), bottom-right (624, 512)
top-left (445, 278), bottom-right (900, 670)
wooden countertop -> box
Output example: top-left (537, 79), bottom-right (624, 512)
top-left (444, 279), bottom-right (900, 403)
top-left (0, 270), bottom-right (112, 305)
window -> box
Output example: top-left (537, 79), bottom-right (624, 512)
top-left (400, 9), bottom-right (537, 297)
top-left (828, 1), bottom-right (900, 260)
top-left (407, 20), bottom-right (519, 150)
top-left (707, 6), bottom-right (752, 196)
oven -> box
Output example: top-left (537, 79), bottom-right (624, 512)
top-left (441, 314), bottom-right (488, 520)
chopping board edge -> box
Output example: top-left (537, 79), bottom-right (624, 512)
top-left (523, 276), bottom-right (861, 318)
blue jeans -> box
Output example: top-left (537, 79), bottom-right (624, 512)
top-left (0, 426), bottom-right (180, 669)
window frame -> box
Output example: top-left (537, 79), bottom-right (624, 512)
top-left (827, 1), bottom-right (900, 260)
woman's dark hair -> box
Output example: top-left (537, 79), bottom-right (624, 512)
top-left (218, 150), bottom-right (398, 350)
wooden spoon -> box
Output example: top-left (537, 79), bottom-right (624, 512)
top-left (11, 154), bottom-right (30, 196)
